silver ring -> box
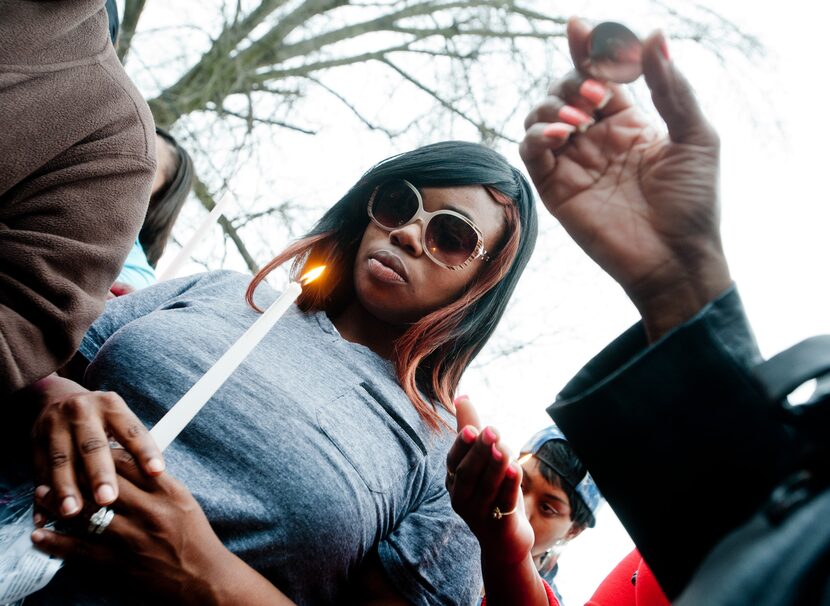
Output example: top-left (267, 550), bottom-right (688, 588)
top-left (87, 506), bottom-right (115, 535)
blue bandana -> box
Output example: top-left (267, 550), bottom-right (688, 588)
top-left (521, 425), bottom-right (602, 527)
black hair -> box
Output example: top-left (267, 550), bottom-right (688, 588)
top-left (305, 140), bottom-right (536, 317)
top-left (536, 440), bottom-right (595, 528)
top-left (139, 127), bottom-right (195, 267)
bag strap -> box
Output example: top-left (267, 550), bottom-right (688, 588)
top-left (752, 335), bottom-right (830, 405)
top-left (753, 336), bottom-right (830, 523)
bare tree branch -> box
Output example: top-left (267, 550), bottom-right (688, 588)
top-left (243, 42), bottom-right (429, 86)
top-left (305, 76), bottom-right (405, 137)
top-left (192, 176), bottom-right (259, 274)
top-left (117, 0), bottom-right (147, 63)
top-left (213, 107), bottom-right (318, 134)
top-left (381, 58), bottom-right (516, 143)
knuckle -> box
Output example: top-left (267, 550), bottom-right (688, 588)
top-left (114, 448), bottom-right (136, 466)
top-left (114, 449), bottom-right (139, 472)
top-left (144, 507), bottom-right (165, 528)
top-left (48, 449), bottom-right (70, 469)
top-left (79, 437), bottom-right (108, 456)
top-left (523, 108), bottom-right (540, 130)
top-left (125, 423), bottom-right (145, 440)
top-left (167, 479), bottom-right (187, 500)
top-left (98, 391), bottom-right (124, 411)
top-left (63, 395), bottom-right (89, 417)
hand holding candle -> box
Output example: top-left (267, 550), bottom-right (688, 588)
top-left (150, 265), bottom-right (325, 451)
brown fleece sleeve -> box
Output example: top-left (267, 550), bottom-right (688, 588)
top-left (0, 154), bottom-right (154, 395)
top-left (0, 7), bottom-right (156, 395)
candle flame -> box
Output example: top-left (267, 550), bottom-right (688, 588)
top-left (300, 265), bottom-right (326, 286)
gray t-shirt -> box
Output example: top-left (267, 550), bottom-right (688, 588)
top-left (29, 271), bottom-right (481, 606)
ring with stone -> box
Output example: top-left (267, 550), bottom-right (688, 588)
top-left (491, 505), bottom-right (517, 520)
top-left (87, 506), bottom-right (115, 535)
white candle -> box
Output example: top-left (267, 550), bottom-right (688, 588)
top-left (157, 191), bottom-right (233, 282)
top-left (150, 266), bottom-right (325, 451)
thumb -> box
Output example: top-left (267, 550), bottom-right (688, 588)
top-left (642, 30), bottom-right (718, 148)
top-left (453, 395), bottom-right (482, 433)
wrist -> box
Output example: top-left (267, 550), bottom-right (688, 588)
top-left (181, 542), bottom-right (240, 606)
top-left (480, 551), bottom-right (548, 606)
top-left (478, 537), bottom-right (531, 567)
top-left (28, 373), bottom-right (88, 400)
top-left (19, 374), bottom-right (89, 422)
top-left (630, 249), bottom-right (731, 342)
top-left (183, 541), bottom-right (296, 606)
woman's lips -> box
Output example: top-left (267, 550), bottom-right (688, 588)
top-left (368, 251), bottom-right (408, 283)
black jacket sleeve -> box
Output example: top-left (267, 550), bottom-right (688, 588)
top-left (548, 287), bottom-right (796, 599)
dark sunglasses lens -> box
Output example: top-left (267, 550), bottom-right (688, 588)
top-left (425, 214), bottom-right (479, 267)
top-left (372, 181), bottom-right (419, 228)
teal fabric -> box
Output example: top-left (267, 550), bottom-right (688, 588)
top-left (114, 238), bottom-right (156, 289)
top-left (548, 287), bottom-right (796, 599)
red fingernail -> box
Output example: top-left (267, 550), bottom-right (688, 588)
top-left (558, 105), bottom-right (595, 131)
top-left (579, 79), bottom-right (612, 109)
top-left (505, 464), bottom-right (518, 479)
top-left (543, 122), bottom-right (576, 140)
top-left (491, 444), bottom-right (503, 461)
top-left (461, 426), bottom-right (477, 443)
top-left (482, 427), bottom-right (498, 445)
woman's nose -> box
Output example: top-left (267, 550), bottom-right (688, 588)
top-left (389, 220), bottom-right (424, 256)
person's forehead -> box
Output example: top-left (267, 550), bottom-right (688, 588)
top-left (523, 457), bottom-right (572, 505)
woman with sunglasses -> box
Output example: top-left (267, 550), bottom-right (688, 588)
top-left (16, 141), bottom-right (538, 605)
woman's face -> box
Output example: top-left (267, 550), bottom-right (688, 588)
top-left (353, 184), bottom-right (507, 325)
top-left (521, 457), bottom-right (583, 557)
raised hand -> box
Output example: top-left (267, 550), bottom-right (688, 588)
top-left (520, 18), bottom-right (731, 339)
top-left (446, 396), bottom-right (534, 566)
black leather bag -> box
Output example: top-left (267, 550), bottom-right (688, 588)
top-left (676, 336), bottom-right (830, 606)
